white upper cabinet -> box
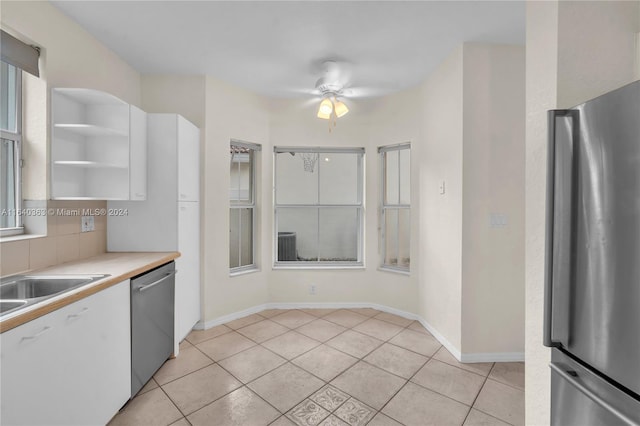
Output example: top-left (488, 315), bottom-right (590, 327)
top-left (177, 115), bottom-right (200, 202)
top-left (129, 105), bottom-right (147, 200)
top-left (50, 88), bottom-right (147, 200)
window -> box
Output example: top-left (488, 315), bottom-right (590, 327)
top-left (274, 147), bottom-right (364, 267)
top-left (229, 141), bottom-right (260, 272)
top-left (0, 61), bottom-right (22, 236)
top-left (380, 143), bottom-right (410, 272)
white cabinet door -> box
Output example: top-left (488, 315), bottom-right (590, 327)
top-left (129, 105), bottom-right (147, 200)
top-left (0, 281), bottom-right (131, 426)
top-left (176, 201), bottom-right (200, 343)
top-left (177, 116), bottom-right (200, 202)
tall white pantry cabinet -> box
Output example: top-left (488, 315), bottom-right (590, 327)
top-left (108, 114), bottom-right (200, 348)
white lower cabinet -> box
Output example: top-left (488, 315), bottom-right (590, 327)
top-left (0, 281), bottom-right (131, 426)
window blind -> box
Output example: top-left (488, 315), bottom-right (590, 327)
top-left (1, 30), bottom-right (40, 77)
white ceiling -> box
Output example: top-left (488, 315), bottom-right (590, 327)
top-left (51, 1), bottom-right (525, 98)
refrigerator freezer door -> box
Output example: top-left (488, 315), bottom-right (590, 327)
top-left (550, 81), bottom-right (640, 395)
top-left (551, 349), bottom-right (640, 426)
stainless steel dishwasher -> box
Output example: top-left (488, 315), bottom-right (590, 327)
top-left (130, 261), bottom-right (176, 396)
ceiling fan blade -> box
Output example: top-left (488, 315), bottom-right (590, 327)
top-left (276, 87), bottom-right (319, 97)
top-left (341, 86), bottom-right (393, 99)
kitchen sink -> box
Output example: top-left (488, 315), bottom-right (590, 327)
top-left (0, 274), bottom-right (110, 317)
top-left (0, 300), bottom-right (28, 315)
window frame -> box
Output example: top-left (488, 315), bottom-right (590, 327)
top-left (1, 62), bottom-right (23, 237)
top-left (229, 139), bottom-right (261, 275)
top-left (379, 142), bottom-right (411, 274)
top-left (273, 146), bottom-right (365, 269)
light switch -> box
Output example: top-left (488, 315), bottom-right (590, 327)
top-left (490, 213), bottom-right (508, 228)
top-left (81, 216), bottom-right (95, 232)
top-left (439, 180), bottom-right (446, 195)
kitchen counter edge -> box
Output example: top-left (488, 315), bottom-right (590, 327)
top-left (0, 252), bottom-right (181, 333)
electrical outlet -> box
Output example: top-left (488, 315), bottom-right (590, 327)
top-left (309, 284), bottom-right (317, 295)
top-left (81, 216), bottom-right (95, 232)
top-left (489, 213), bottom-right (508, 228)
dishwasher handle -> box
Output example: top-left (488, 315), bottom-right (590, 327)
top-left (137, 270), bottom-right (178, 293)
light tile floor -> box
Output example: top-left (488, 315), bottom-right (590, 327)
top-left (109, 308), bottom-right (524, 426)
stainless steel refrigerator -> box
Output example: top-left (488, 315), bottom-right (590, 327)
top-left (544, 80), bottom-right (640, 425)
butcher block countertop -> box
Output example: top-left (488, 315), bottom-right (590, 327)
top-left (0, 252), bottom-right (180, 333)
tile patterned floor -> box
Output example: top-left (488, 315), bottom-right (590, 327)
top-left (108, 308), bottom-right (525, 426)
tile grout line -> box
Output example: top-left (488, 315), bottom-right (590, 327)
top-left (169, 355), bottom-right (286, 422)
top-left (467, 363), bottom-right (520, 426)
top-left (484, 375), bottom-right (526, 393)
top-left (155, 379), bottom-right (192, 425)
top-left (207, 313), bottom-right (355, 418)
top-left (250, 309), bottom-right (400, 424)
top-left (319, 310), bottom-right (420, 425)
top-left (459, 362), bottom-right (494, 426)
top-left (182, 309), bottom-right (519, 426)
top-left (184, 325), bottom-right (234, 346)
top-left (471, 406), bottom-right (518, 426)
top-left (373, 348), bottom-right (434, 426)
top-left (117, 310), bottom-right (451, 425)
top-left (358, 313), bottom-right (423, 426)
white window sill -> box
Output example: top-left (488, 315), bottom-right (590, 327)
top-left (0, 233), bottom-right (45, 243)
top-left (230, 266), bottom-right (260, 277)
top-left (378, 266), bottom-right (411, 276)
top-left (273, 263), bottom-right (365, 271)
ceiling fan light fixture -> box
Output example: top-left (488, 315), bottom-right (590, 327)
top-left (333, 99), bottom-right (349, 118)
top-left (317, 97), bottom-right (333, 119)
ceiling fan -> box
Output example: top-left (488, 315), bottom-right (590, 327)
top-left (314, 60), bottom-right (351, 122)
top-left (286, 59), bottom-right (389, 132)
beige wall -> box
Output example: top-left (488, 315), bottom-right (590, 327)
top-left (525, 1), bottom-right (640, 424)
top-left (0, 1), bottom-right (141, 271)
top-left (1, 1), bottom-right (141, 105)
top-left (461, 44), bottom-right (525, 356)
top-left (418, 46), bottom-right (464, 351)
top-left (141, 75), bottom-right (206, 129)
top-left (266, 93), bottom-right (420, 315)
top-left (415, 43), bottom-right (526, 359)
top-left (203, 76), bottom-right (270, 320)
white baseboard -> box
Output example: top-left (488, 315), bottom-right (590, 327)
top-left (195, 301), bottom-right (524, 363)
top-left (416, 317), bottom-right (463, 361)
top-left (461, 352), bottom-right (525, 363)
top-left (194, 303), bottom-right (268, 330)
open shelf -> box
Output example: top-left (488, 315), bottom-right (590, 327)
top-left (54, 124), bottom-right (128, 138)
top-left (51, 88), bottom-right (146, 201)
top-left (52, 197), bottom-right (127, 201)
top-left (53, 88), bottom-right (128, 106)
top-left (53, 160), bottom-right (128, 169)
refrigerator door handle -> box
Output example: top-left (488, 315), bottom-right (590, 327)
top-left (550, 363), bottom-right (637, 425)
top-left (544, 109), bottom-right (578, 348)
